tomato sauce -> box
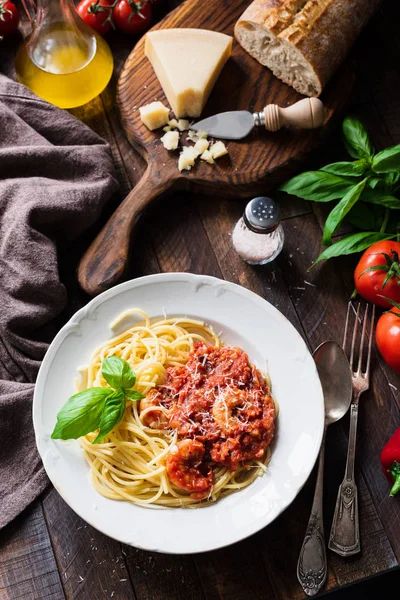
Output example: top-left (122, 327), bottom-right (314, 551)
top-left (147, 342), bottom-right (275, 471)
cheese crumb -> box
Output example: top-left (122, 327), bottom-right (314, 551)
top-left (178, 119), bottom-right (190, 131)
top-left (194, 139), bottom-right (209, 154)
top-left (187, 129), bottom-right (208, 142)
top-left (187, 129), bottom-right (198, 142)
top-left (200, 149), bottom-right (214, 164)
top-left (168, 118), bottom-right (179, 128)
top-left (160, 130), bottom-right (179, 150)
top-left (178, 146), bottom-right (200, 171)
top-left (163, 125), bottom-right (172, 132)
top-left (139, 101), bottom-right (170, 131)
top-left (210, 141), bottom-right (228, 159)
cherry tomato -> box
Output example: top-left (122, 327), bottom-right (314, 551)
top-left (376, 304), bottom-right (400, 373)
top-left (0, 0), bottom-right (19, 36)
top-left (114, 0), bottom-right (152, 35)
top-left (354, 240), bottom-right (400, 309)
top-left (76, 0), bottom-right (114, 36)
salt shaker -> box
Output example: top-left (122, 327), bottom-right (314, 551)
top-left (232, 196), bottom-right (284, 265)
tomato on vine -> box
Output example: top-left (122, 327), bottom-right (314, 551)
top-left (76, 0), bottom-right (114, 35)
top-left (114, 0), bottom-right (152, 35)
top-left (0, 1), bottom-right (19, 36)
top-left (376, 298), bottom-right (400, 373)
top-left (354, 240), bottom-right (400, 309)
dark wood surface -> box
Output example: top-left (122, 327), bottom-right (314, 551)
top-left (78, 0), bottom-right (354, 296)
top-left (1, 0), bottom-right (400, 598)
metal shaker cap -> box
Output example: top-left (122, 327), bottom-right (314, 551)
top-left (243, 196), bottom-right (280, 234)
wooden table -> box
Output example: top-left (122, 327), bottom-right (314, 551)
top-left (1, 1), bottom-right (400, 598)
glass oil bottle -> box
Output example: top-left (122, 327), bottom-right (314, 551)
top-left (15, 0), bottom-right (114, 109)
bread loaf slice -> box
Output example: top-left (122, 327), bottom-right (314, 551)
top-left (234, 0), bottom-right (381, 97)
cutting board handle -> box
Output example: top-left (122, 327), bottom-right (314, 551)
top-left (78, 163), bottom-right (173, 296)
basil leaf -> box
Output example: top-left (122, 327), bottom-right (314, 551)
top-left (372, 145), bottom-right (400, 173)
top-left (102, 356), bottom-right (136, 390)
top-left (346, 203), bottom-right (376, 230)
top-left (321, 160), bottom-right (367, 177)
top-left (322, 179), bottom-right (367, 246)
top-left (314, 232), bottom-right (396, 264)
top-left (125, 389), bottom-right (145, 401)
top-left (280, 171), bottom-right (355, 202)
top-left (51, 387), bottom-right (112, 440)
top-left (342, 117), bottom-right (374, 160)
top-left (361, 186), bottom-right (400, 209)
top-left (367, 176), bottom-right (385, 189)
top-left (385, 171), bottom-right (400, 187)
top-left (93, 390), bottom-right (126, 444)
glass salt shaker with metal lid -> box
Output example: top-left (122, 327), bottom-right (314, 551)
top-left (232, 196), bottom-right (284, 265)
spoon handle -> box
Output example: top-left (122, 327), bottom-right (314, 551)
top-left (297, 427), bottom-right (328, 597)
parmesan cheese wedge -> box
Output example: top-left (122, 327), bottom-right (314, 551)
top-left (145, 29), bottom-right (233, 118)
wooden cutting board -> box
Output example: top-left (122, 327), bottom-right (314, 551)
top-left (78, 0), bottom-right (355, 296)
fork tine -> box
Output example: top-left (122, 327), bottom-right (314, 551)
top-left (364, 304), bottom-right (376, 380)
top-left (349, 303), bottom-right (361, 371)
top-left (343, 302), bottom-right (351, 351)
top-left (356, 304), bottom-right (369, 375)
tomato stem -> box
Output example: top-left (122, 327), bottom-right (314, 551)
top-left (388, 461), bottom-right (400, 496)
top-left (0, 1), bottom-right (13, 20)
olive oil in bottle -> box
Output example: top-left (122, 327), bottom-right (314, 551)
top-left (15, 0), bottom-right (113, 109)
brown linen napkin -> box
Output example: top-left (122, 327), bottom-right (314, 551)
top-left (0, 73), bottom-right (119, 528)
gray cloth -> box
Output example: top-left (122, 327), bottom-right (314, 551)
top-left (0, 73), bottom-right (119, 528)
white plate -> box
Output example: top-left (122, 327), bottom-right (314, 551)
top-left (33, 273), bottom-right (324, 554)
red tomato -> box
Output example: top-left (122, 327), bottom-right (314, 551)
top-left (114, 0), bottom-right (152, 35)
top-left (376, 305), bottom-right (400, 373)
top-left (76, 0), bottom-right (114, 36)
top-left (354, 240), bottom-right (400, 309)
top-left (0, 0), bottom-right (19, 36)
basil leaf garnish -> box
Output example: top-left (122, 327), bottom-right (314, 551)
top-left (93, 390), bottom-right (126, 444)
top-left (125, 389), bottom-right (145, 401)
top-left (51, 387), bottom-right (113, 441)
top-left (314, 232), bottom-right (396, 265)
top-left (322, 179), bottom-right (367, 246)
top-left (361, 187), bottom-right (400, 209)
top-left (372, 145), bottom-right (400, 173)
top-left (342, 117), bottom-right (374, 161)
top-left (279, 171), bottom-right (355, 202)
top-left (51, 357), bottom-right (144, 443)
top-left (102, 356), bottom-right (136, 390)
top-left (321, 160), bottom-right (367, 177)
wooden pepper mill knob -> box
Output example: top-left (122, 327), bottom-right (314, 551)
top-left (263, 98), bottom-right (325, 132)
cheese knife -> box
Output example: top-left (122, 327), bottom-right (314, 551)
top-left (191, 98), bottom-right (325, 140)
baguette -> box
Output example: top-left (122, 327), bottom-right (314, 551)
top-left (234, 0), bottom-right (382, 97)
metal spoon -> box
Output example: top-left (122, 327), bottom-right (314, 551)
top-left (297, 341), bottom-right (352, 596)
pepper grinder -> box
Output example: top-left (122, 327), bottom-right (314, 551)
top-left (232, 196), bottom-right (284, 265)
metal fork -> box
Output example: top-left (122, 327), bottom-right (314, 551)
top-left (328, 302), bottom-right (375, 557)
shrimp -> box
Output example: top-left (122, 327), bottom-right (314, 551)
top-left (212, 387), bottom-right (248, 435)
top-left (165, 439), bottom-right (213, 498)
top-left (140, 390), bottom-right (169, 429)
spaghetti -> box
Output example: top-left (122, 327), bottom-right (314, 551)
top-left (79, 309), bottom-right (276, 507)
